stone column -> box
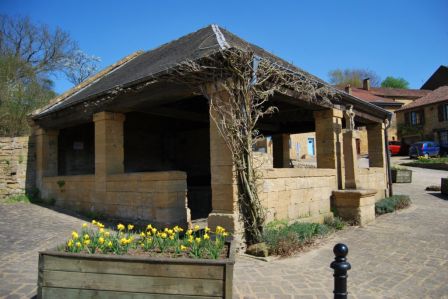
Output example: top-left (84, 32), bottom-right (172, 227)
top-left (272, 134), bottom-right (290, 168)
top-left (93, 112), bottom-right (126, 195)
top-left (367, 122), bottom-right (386, 168)
top-left (35, 127), bottom-right (59, 190)
top-left (205, 83), bottom-right (243, 244)
top-left (343, 130), bottom-right (359, 189)
top-left (314, 109), bottom-right (345, 189)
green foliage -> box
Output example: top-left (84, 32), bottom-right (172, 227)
top-left (262, 219), bottom-right (345, 256)
top-left (375, 195), bottom-right (411, 215)
top-left (4, 194), bottom-right (31, 204)
top-left (413, 157), bottom-right (448, 164)
top-left (381, 76), bottom-right (409, 89)
top-left (328, 68), bottom-right (381, 87)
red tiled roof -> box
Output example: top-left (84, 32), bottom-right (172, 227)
top-left (397, 86), bottom-right (448, 111)
top-left (369, 87), bottom-right (430, 98)
top-left (350, 88), bottom-right (397, 103)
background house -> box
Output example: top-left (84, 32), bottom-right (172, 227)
top-left (396, 86), bottom-right (448, 147)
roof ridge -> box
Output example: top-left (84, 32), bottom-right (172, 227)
top-left (211, 24), bottom-right (230, 49)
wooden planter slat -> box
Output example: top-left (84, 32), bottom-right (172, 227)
top-left (41, 270), bottom-right (223, 296)
top-left (42, 255), bottom-right (224, 279)
top-left (41, 287), bottom-right (219, 299)
top-left (38, 241), bottom-right (235, 299)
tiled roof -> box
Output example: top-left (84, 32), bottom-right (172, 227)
top-left (350, 88), bottom-right (397, 104)
top-left (397, 86), bottom-right (448, 111)
top-left (369, 87), bottom-right (430, 98)
top-left (421, 65), bottom-right (448, 90)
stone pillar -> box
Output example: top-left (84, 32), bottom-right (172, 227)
top-left (93, 112), bottom-right (126, 195)
top-left (343, 130), bottom-right (359, 189)
top-left (205, 83), bottom-right (243, 245)
top-left (367, 123), bottom-right (386, 168)
top-left (272, 134), bottom-right (290, 168)
top-left (35, 127), bottom-right (59, 190)
top-left (314, 109), bottom-right (345, 189)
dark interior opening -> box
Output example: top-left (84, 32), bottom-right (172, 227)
top-left (58, 123), bottom-right (95, 175)
top-left (124, 96), bottom-right (212, 219)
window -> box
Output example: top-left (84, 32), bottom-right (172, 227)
top-left (405, 110), bottom-right (424, 126)
top-left (438, 103), bottom-right (448, 122)
top-left (440, 131), bottom-right (448, 145)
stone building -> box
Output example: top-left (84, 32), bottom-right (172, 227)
top-left (29, 25), bottom-right (391, 239)
top-left (396, 86), bottom-right (448, 147)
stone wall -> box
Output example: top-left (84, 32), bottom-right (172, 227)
top-left (258, 168), bottom-right (337, 224)
top-left (42, 171), bottom-right (188, 227)
top-left (0, 137), bottom-right (35, 198)
top-left (357, 167), bottom-right (387, 201)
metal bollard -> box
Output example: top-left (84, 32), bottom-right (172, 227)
top-left (330, 243), bottom-right (351, 299)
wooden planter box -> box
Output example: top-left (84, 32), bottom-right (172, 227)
top-left (442, 178), bottom-right (448, 195)
top-left (38, 242), bottom-right (235, 299)
top-left (391, 169), bottom-right (412, 183)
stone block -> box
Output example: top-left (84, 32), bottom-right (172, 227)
top-left (332, 189), bottom-right (377, 226)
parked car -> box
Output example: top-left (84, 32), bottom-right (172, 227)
top-left (409, 141), bottom-right (440, 158)
top-left (388, 141), bottom-right (401, 156)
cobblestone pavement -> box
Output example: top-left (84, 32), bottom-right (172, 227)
top-left (0, 204), bottom-right (85, 298)
top-left (234, 164), bottom-right (448, 298)
top-left (0, 163), bottom-right (447, 298)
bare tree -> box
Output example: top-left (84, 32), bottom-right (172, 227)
top-left (0, 15), bottom-right (78, 76)
top-left (170, 49), bottom-right (335, 243)
top-left (62, 50), bottom-right (101, 85)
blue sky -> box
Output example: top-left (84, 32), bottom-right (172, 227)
top-left (2, 0), bottom-right (447, 93)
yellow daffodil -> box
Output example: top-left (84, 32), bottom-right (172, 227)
top-left (117, 223), bottom-right (125, 231)
top-left (83, 234), bottom-right (89, 240)
top-left (98, 237), bottom-right (105, 244)
top-left (92, 220), bottom-right (97, 225)
top-left (76, 241), bottom-right (82, 248)
top-left (82, 223), bottom-right (88, 228)
top-left (96, 222), bottom-right (104, 228)
top-left (195, 237), bottom-right (201, 244)
top-left (188, 235), bottom-right (194, 243)
top-left (216, 226), bottom-right (225, 234)
top-left (83, 239), bottom-right (90, 246)
top-left (205, 227), bottom-right (210, 233)
top-left (104, 231), bottom-right (110, 237)
top-left (120, 238), bottom-right (128, 245)
top-left (160, 232), bottom-right (167, 239)
top-left (140, 232), bottom-right (146, 238)
top-left (223, 232), bottom-right (229, 237)
top-left (67, 240), bottom-right (74, 247)
top-left (193, 225), bottom-right (200, 231)
top-left (71, 231), bottom-right (79, 240)
top-left (186, 229), bottom-right (193, 236)
top-left (180, 245), bottom-right (187, 251)
top-left (107, 241), bottom-right (113, 247)
top-left (151, 228), bottom-right (157, 234)
top-left (169, 235), bottom-right (174, 240)
top-left (147, 224), bottom-right (153, 230)
top-left (173, 225), bottom-right (183, 233)
top-left (203, 233), bottom-right (210, 240)
top-left (99, 228), bottom-right (105, 234)
top-left (127, 224), bottom-right (134, 231)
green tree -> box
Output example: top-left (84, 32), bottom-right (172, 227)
top-left (381, 76), bottom-right (409, 89)
top-left (328, 68), bottom-right (381, 87)
top-left (0, 15), bottom-right (100, 136)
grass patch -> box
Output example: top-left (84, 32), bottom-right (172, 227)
top-left (375, 195), bottom-right (411, 215)
top-left (413, 157), bottom-right (448, 164)
top-left (4, 194), bottom-right (31, 204)
top-left (261, 218), bottom-right (346, 256)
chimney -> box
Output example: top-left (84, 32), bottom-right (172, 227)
top-left (363, 78), bottom-right (370, 90)
top-left (345, 84), bottom-right (352, 95)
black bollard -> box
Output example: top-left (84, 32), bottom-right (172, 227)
top-left (330, 243), bottom-right (351, 299)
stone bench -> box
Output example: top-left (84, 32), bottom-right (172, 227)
top-left (332, 189), bottom-right (377, 226)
